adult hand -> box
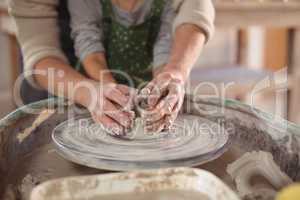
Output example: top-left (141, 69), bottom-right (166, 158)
top-left (79, 82), bottom-right (137, 136)
top-left (139, 68), bottom-right (185, 133)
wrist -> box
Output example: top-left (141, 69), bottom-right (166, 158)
top-left (160, 64), bottom-right (189, 83)
top-left (74, 78), bottom-right (117, 108)
top-left (72, 79), bottom-right (98, 108)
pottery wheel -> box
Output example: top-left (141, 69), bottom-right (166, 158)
top-left (52, 114), bottom-right (230, 171)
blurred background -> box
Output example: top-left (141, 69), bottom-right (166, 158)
top-left (0, 0), bottom-right (299, 124)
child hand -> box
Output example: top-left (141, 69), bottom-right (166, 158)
top-left (81, 83), bottom-right (137, 136)
top-left (140, 70), bottom-right (185, 133)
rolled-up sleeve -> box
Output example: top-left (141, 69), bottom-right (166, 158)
top-left (68, 0), bottom-right (105, 62)
top-left (8, 0), bottom-right (68, 89)
top-left (173, 0), bottom-right (215, 43)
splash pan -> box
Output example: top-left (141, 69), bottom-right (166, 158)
top-left (52, 114), bottom-right (229, 171)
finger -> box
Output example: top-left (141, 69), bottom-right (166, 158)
top-left (174, 91), bottom-right (185, 113)
top-left (135, 92), bottom-right (151, 113)
top-left (164, 113), bottom-right (178, 130)
top-left (103, 101), bottom-right (133, 128)
top-left (163, 79), bottom-right (184, 114)
top-left (116, 85), bottom-right (137, 110)
top-left (141, 96), bottom-right (176, 123)
top-left (91, 112), bottom-right (124, 136)
top-left (116, 84), bottom-right (131, 95)
top-left (137, 86), bottom-right (152, 110)
top-left (164, 96), bottom-right (184, 130)
top-left (140, 105), bottom-right (165, 123)
top-left (127, 110), bottom-right (136, 122)
top-left (114, 102), bottom-right (136, 124)
top-left (147, 77), bottom-right (171, 107)
top-left (139, 79), bottom-right (156, 106)
top-left (117, 84), bottom-right (138, 98)
top-left (106, 87), bottom-right (129, 108)
top-left (140, 82), bottom-right (155, 96)
top-left (164, 115), bottom-right (172, 130)
top-left (145, 117), bottom-right (166, 133)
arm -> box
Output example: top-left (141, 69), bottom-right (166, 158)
top-left (141, 0), bottom-right (214, 132)
top-left (8, 0), bottom-right (68, 89)
top-left (143, 24), bottom-right (206, 132)
top-left (34, 57), bottom-right (96, 106)
top-left (158, 24), bottom-right (206, 81)
top-left (160, 0), bottom-right (215, 77)
top-left (8, 0), bottom-right (97, 105)
top-left (9, 0), bottom-right (134, 134)
top-left (154, 0), bottom-right (215, 77)
top-left (68, 0), bottom-right (115, 82)
top-left (172, 0), bottom-right (215, 43)
top-left (83, 53), bottom-right (115, 83)
top-left (35, 57), bottom-right (134, 135)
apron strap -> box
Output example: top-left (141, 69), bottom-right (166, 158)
top-left (148, 0), bottom-right (167, 20)
top-left (100, 0), bottom-right (115, 19)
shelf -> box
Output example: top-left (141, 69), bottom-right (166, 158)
top-left (215, 0), bottom-right (300, 10)
top-left (215, 1), bottom-right (300, 27)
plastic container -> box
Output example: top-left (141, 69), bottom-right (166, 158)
top-left (30, 168), bottom-right (240, 200)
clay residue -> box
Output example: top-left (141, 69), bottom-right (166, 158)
top-left (19, 174), bottom-right (41, 200)
top-left (243, 190), bottom-right (276, 200)
top-left (116, 168), bottom-right (197, 181)
top-left (17, 109), bottom-right (56, 143)
top-left (134, 179), bottom-right (180, 193)
top-left (227, 151), bottom-right (292, 199)
top-left (228, 118), bottom-right (300, 181)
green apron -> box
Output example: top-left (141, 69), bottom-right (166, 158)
top-left (100, 0), bottom-right (166, 88)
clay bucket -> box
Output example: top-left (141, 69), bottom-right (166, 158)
top-left (0, 95), bottom-right (299, 200)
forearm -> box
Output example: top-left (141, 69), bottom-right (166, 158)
top-left (172, 0), bottom-right (215, 43)
top-left (8, 0), bottom-right (71, 90)
top-left (159, 24), bottom-right (205, 81)
top-left (34, 57), bottom-right (96, 106)
top-left (83, 53), bottom-right (115, 84)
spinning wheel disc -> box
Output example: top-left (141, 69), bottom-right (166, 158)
top-left (52, 114), bottom-right (229, 171)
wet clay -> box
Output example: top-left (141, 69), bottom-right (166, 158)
top-left (52, 115), bottom-right (229, 170)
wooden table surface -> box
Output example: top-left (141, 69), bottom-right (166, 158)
top-left (215, 1), bottom-right (300, 27)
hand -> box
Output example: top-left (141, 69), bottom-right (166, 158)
top-left (80, 82), bottom-right (137, 136)
top-left (139, 69), bottom-right (185, 132)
